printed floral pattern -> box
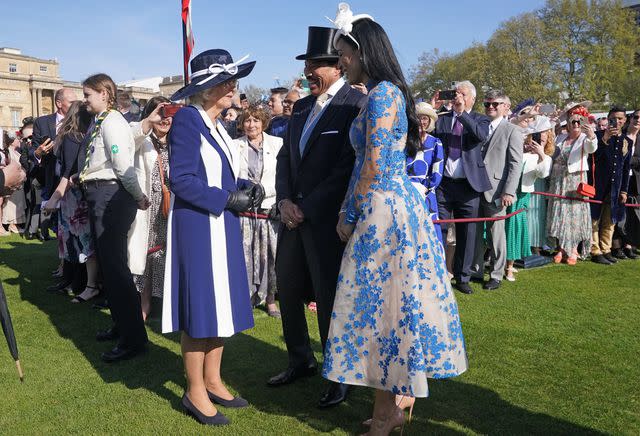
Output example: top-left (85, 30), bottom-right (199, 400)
top-left (323, 81), bottom-right (468, 398)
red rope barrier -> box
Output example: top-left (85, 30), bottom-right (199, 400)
top-left (433, 208), bottom-right (525, 224)
top-left (147, 245), bottom-right (164, 255)
top-left (239, 212), bottom-right (270, 219)
top-left (532, 191), bottom-right (640, 208)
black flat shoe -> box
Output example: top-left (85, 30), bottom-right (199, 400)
top-left (454, 282), bottom-right (473, 294)
top-left (182, 394), bottom-right (229, 426)
top-left (483, 279), bottom-right (501, 290)
top-left (612, 248), bottom-right (628, 260)
top-left (71, 286), bottom-right (100, 303)
top-left (46, 281), bottom-right (72, 294)
top-left (206, 390), bottom-right (248, 408)
top-left (318, 382), bottom-right (349, 408)
top-left (591, 254), bottom-right (612, 265)
top-left (101, 344), bottom-right (146, 363)
top-left (267, 361), bottom-right (318, 387)
top-left (624, 248), bottom-right (639, 259)
top-left (96, 327), bottom-right (120, 342)
top-left (603, 253), bottom-right (618, 263)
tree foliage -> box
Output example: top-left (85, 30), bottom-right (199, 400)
top-left (410, 0), bottom-right (640, 108)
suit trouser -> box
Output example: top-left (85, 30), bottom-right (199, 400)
top-left (591, 202), bottom-right (615, 255)
top-left (473, 199), bottom-right (507, 281)
top-left (84, 182), bottom-right (147, 348)
top-left (275, 224), bottom-right (339, 369)
top-left (437, 177), bottom-right (481, 283)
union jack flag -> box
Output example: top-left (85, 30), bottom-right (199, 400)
top-left (182, 0), bottom-right (195, 85)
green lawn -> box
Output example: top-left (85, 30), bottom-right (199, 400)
top-left (0, 233), bottom-right (638, 435)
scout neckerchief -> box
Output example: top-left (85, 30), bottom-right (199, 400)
top-left (79, 110), bottom-right (113, 183)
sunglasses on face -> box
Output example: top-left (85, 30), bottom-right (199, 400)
top-left (571, 119), bottom-right (581, 126)
top-left (633, 115), bottom-right (640, 120)
top-left (483, 101), bottom-right (503, 109)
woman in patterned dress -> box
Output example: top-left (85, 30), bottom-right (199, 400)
top-left (326, 5), bottom-right (467, 434)
top-left (406, 102), bottom-right (444, 247)
top-left (504, 118), bottom-right (553, 281)
top-left (546, 104), bottom-right (597, 265)
top-left (128, 96), bottom-right (173, 321)
top-left (43, 101), bottom-right (98, 303)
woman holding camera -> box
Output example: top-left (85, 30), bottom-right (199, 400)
top-left (162, 49), bottom-right (263, 425)
top-left (546, 103), bottom-right (597, 265)
top-left (128, 96), bottom-right (173, 320)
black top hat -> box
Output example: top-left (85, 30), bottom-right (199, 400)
top-left (170, 49), bottom-right (256, 101)
top-left (270, 86), bottom-right (289, 94)
top-left (295, 27), bottom-right (339, 61)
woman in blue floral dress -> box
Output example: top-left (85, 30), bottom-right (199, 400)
top-left (326, 4), bottom-right (467, 433)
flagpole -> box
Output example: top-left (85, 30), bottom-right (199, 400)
top-left (182, 0), bottom-right (189, 86)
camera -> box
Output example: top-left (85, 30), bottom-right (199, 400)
top-left (160, 104), bottom-right (183, 118)
top-left (438, 89), bottom-right (457, 101)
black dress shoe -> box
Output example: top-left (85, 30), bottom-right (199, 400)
top-left (483, 278), bottom-right (501, 290)
top-left (101, 344), bottom-right (146, 363)
top-left (591, 254), bottom-right (612, 265)
top-left (454, 282), bottom-right (473, 294)
top-left (612, 248), bottom-right (628, 260)
top-left (207, 390), bottom-right (248, 408)
top-left (267, 361), bottom-right (317, 386)
top-left (182, 394), bottom-right (229, 426)
top-left (318, 382), bottom-right (349, 408)
top-left (96, 327), bottom-right (120, 342)
top-left (624, 248), bottom-right (639, 259)
top-left (603, 253), bottom-right (618, 263)
top-left (46, 281), bottom-right (72, 294)
top-left (470, 275), bottom-right (484, 283)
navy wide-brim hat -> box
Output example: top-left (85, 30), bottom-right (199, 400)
top-left (170, 49), bottom-right (256, 102)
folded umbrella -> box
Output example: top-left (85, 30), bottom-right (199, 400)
top-left (0, 281), bottom-right (23, 381)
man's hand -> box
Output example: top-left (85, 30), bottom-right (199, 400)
top-left (619, 192), bottom-right (628, 205)
top-left (336, 212), bottom-right (355, 242)
top-left (501, 193), bottom-right (515, 208)
top-left (453, 90), bottom-right (465, 114)
top-left (351, 83), bottom-right (367, 95)
top-left (137, 195), bottom-right (151, 210)
top-left (1, 158), bottom-right (26, 191)
top-left (279, 199), bottom-right (304, 230)
top-left (35, 138), bottom-right (54, 159)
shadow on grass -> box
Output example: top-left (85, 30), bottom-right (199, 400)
top-left (1, 239), bottom-right (606, 435)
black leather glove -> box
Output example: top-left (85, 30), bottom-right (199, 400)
top-left (225, 189), bottom-right (253, 212)
top-left (267, 203), bottom-right (280, 220)
top-left (250, 183), bottom-right (265, 209)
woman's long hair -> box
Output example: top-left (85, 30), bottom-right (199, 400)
top-left (54, 101), bottom-right (92, 151)
top-left (342, 19), bottom-right (420, 157)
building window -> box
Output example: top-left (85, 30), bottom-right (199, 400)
top-left (10, 108), bottom-right (22, 128)
top-left (39, 65), bottom-right (47, 73)
top-left (9, 63), bottom-right (17, 73)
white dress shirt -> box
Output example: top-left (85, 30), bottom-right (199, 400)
top-left (444, 110), bottom-right (471, 179)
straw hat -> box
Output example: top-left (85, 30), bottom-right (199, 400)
top-left (416, 102), bottom-right (438, 133)
top-left (558, 100), bottom-right (592, 122)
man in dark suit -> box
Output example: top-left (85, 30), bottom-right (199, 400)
top-left (117, 91), bottom-right (139, 123)
top-left (269, 26), bottom-right (366, 408)
top-left (434, 80), bottom-right (491, 294)
top-left (32, 87), bottom-right (79, 291)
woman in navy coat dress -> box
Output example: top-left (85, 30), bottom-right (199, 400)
top-left (162, 49), bottom-right (263, 426)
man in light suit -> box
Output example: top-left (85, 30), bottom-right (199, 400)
top-left (434, 80), bottom-right (492, 294)
top-left (270, 26), bottom-right (366, 408)
top-left (472, 89), bottom-right (523, 290)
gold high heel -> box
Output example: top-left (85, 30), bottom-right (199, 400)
top-left (361, 406), bottom-right (404, 436)
top-left (362, 395), bottom-right (415, 427)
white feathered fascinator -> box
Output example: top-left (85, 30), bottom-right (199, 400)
top-left (326, 3), bottom-right (374, 50)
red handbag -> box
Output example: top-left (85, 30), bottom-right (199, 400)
top-left (576, 139), bottom-right (595, 198)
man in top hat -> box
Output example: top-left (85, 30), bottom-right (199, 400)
top-left (270, 26), bottom-right (366, 408)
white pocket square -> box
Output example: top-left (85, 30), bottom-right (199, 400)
top-left (320, 130), bottom-right (339, 135)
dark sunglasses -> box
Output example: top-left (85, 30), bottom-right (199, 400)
top-left (633, 115), bottom-right (640, 120)
top-left (483, 101), bottom-right (503, 109)
top-left (570, 119), bottom-right (581, 125)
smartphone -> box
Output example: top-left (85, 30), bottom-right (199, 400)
top-left (160, 104), bottom-right (183, 118)
top-left (579, 116), bottom-right (590, 128)
top-left (41, 135), bottom-right (50, 144)
top-left (438, 89), bottom-right (457, 100)
top-left (531, 132), bottom-right (541, 144)
top-left (539, 104), bottom-right (555, 115)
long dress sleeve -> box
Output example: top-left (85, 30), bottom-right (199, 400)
top-left (426, 135), bottom-right (444, 192)
top-left (345, 82), bottom-right (402, 224)
top-left (169, 109), bottom-right (230, 216)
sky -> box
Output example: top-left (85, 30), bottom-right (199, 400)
top-left (2, 0), bottom-right (546, 90)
